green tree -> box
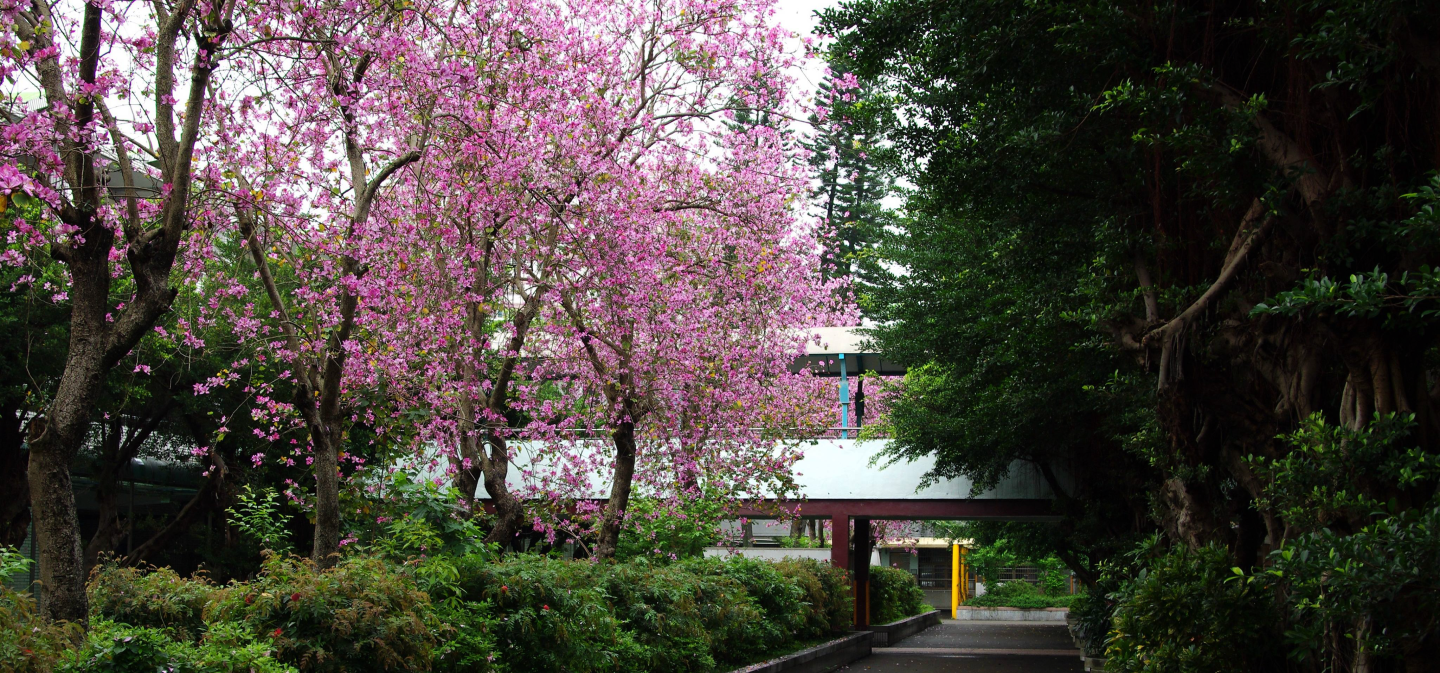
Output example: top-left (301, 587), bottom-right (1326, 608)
top-left (825, 0), bottom-right (1440, 668)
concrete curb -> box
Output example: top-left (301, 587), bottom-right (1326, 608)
top-left (953, 606), bottom-right (1069, 622)
top-left (727, 632), bottom-right (874, 673)
top-left (863, 609), bottom-right (943, 646)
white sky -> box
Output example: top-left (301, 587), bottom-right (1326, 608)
top-left (774, 0), bottom-right (840, 104)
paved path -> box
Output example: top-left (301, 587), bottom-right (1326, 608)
top-left (836, 620), bottom-right (1083, 673)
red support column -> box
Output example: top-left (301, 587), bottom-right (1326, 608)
top-left (830, 513), bottom-right (848, 569)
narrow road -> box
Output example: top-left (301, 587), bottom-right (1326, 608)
top-left (837, 620), bottom-right (1084, 673)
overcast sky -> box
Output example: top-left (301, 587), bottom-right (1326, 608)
top-left (774, 0), bottom-right (838, 103)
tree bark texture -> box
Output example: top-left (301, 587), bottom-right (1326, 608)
top-left (592, 422), bottom-right (638, 560)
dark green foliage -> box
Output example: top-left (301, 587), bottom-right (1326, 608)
top-left (681, 556), bottom-right (804, 654)
top-left (866, 566), bottom-right (926, 625)
top-left (599, 560), bottom-right (743, 672)
top-left (59, 621), bottom-right (298, 673)
top-left (452, 554), bottom-right (624, 672)
top-left (13, 549), bottom-right (854, 673)
top-left (61, 622), bottom-right (188, 673)
top-left (432, 601), bottom-right (505, 673)
top-left (206, 555), bottom-right (441, 673)
top-left (1066, 589), bottom-right (1113, 657)
top-left (1251, 415), bottom-right (1440, 665)
top-left (452, 554), bottom-right (853, 673)
top-left (89, 564), bottom-right (214, 641)
top-left (772, 558), bottom-right (852, 637)
top-left (1106, 544), bottom-right (1281, 673)
top-left (824, 0), bottom-right (1440, 668)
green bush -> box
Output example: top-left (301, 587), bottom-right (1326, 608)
top-left (14, 552), bottom-right (856, 673)
top-left (773, 558), bottom-right (851, 637)
top-left (453, 554), bottom-right (625, 673)
top-left (432, 600), bottom-right (504, 673)
top-left (60, 621), bottom-right (187, 673)
top-left (89, 564), bottom-right (215, 641)
top-left (1067, 588), bottom-right (1112, 657)
top-left (58, 620), bottom-right (298, 673)
top-left (452, 553), bottom-right (854, 673)
top-left (965, 580), bottom-right (1076, 608)
top-left (614, 498), bottom-right (722, 562)
top-left (868, 566), bottom-right (926, 624)
top-left (600, 559), bottom-right (735, 672)
top-left (679, 556), bottom-right (804, 660)
top-left (206, 555), bottom-right (441, 673)
top-left (0, 587), bottom-right (82, 673)
top-left (1105, 544), bottom-right (1281, 673)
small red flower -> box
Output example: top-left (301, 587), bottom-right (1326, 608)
top-left (290, 593), bottom-right (301, 602)
top-left (500, 585), bottom-right (508, 593)
top-left (542, 605), bottom-right (550, 611)
top-left (273, 628), bottom-right (283, 637)
top-left (245, 595), bottom-right (254, 605)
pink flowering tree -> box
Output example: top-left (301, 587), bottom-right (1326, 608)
top-left (195, 0), bottom-right (429, 566)
top-left (359, 0), bottom-right (847, 555)
top-left (0, 0), bottom-right (241, 621)
top-left (494, 0), bottom-right (845, 558)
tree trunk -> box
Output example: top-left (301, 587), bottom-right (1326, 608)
top-left (0, 403), bottom-right (30, 549)
top-left (592, 421), bottom-right (638, 559)
top-left (481, 432), bottom-right (524, 546)
top-left (27, 249), bottom-right (113, 624)
top-left (310, 426), bottom-right (342, 567)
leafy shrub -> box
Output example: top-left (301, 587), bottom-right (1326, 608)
top-left (192, 621), bottom-right (300, 673)
top-left (453, 554), bottom-right (624, 673)
top-left (614, 498), bottom-right (722, 562)
top-left (772, 558), bottom-right (850, 637)
top-left (868, 566), bottom-right (926, 624)
top-left (1253, 414), bottom-right (1440, 665)
top-left (1067, 587), bottom-right (1113, 657)
top-left (207, 555), bottom-right (440, 673)
top-left (678, 556), bottom-right (804, 660)
top-left (58, 620), bottom-right (297, 673)
top-left (1106, 544), bottom-right (1281, 673)
top-left (965, 580), bottom-right (1075, 608)
top-left (60, 621), bottom-right (187, 673)
top-left (0, 586), bottom-right (82, 673)
top-left (1036, 556), bottom-right (1071, 596)
top-left (599, 559), bottom-right (731, 672)
top-left (228, 485), bottom-right (294, 554)
top-left (89, 564), bottom-right (215, 641)
top-left (432, 600), bottom-right (504, 673)
top-left (1, 544), bottom-right (31, 577)
top-left (452, 553), bottom-right (852, 673)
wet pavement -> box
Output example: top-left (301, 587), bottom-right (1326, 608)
top-left (836, 621), bottom-right (1083, 673)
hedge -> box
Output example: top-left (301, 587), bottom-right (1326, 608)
top-left (2, 553), bottom-right (855, 673)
